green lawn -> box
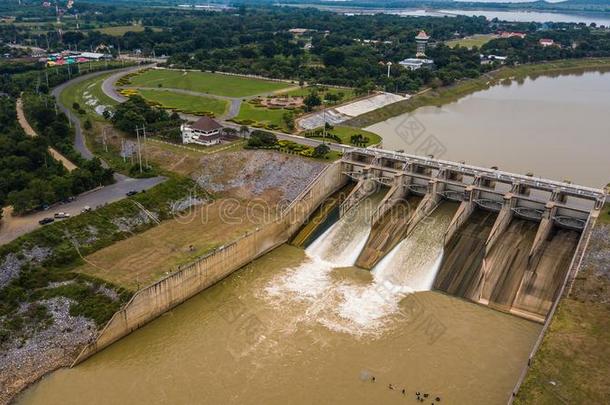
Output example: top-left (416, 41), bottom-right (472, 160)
top-left (281, 85), bottom-right (356, 104)
top-left (305, 125), bottom-right (382, 147)
top-left (445, 34), bottom-right (498, 49)
top-left (59, 72), bottom-right (118, 122)
top-left (94, 25), bottom-right (145, 35)
top-left (233, 102), bottom-right (291, 131)
top-left (128, 69), bottom-right (293, 97)
top-left (599, 203), bottom-right (610, 225)
top-left (137, 89), bottom-right (229, 117)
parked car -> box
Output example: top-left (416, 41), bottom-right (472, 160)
top-left (39, 217), bottom-right (54, 225)
top-left (126, 190), bottom-right (138, 196)
top-left (54, 212), bottom-right (70, 219)
top-left (81, 206), bottom-right (91, 213)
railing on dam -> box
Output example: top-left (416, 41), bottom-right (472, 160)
top-left (340, 147), bottom-right (606, 218)
top-left (341, 147), bottom-right (605, 204)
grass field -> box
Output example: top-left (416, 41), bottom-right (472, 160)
top-left (306, 125), bottom-right (382, 147)
top-left (281, 85), bottom-right (356, 103)
top-left (59, 71), bottom-right (118, 122)
top-left (599, 203), bottom-right (610, 224)
top-left (93, 25), bottom-right (149, 36)
top-left (128, 69), bottom-right (294, 97)
top-left (234, 102), bottom-right (291, 131)
top-left (75, 200), bottom-right (262, 290)
top-left (137, 89), bottom-right (229, 117)
top-left (445, 34), bottom-right (498, 49)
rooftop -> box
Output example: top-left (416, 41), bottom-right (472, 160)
top-left (415, 30), bottom-right (430, 41)
top-left (190, 116), bottom-right (223, 132)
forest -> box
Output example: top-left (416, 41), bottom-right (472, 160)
top-left (0, 94), bottom-right (113, 215)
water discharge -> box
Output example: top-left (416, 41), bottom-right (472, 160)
top-left (17, 190), bottom-right (543, 404)
top-left (372, 202), bottom-right (457, 292)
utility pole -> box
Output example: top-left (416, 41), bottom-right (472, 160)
top-left (143, 125), bottom-right (148, 168)
top-left (121, 138), bottom-right (126, 163)
top-left (387, 61), bottom-right (392, 78)
top-left (102, 127), bottom-right (108, 152)
top-left (322, 108), bottom-right (326, 144)
top-left (135, 127), bottom-right (143, 173)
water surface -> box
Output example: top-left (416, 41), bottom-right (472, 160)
top-left (368, 71), bottom-right (610, 187)
top-left (19, 244), bottom-right (540, 405)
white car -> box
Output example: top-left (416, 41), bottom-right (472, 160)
top-left (54, 212), bottom-right (71, 219)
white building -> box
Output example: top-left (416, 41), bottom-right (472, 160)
top-left (78, 52), bottom-right (112, 60)
top-left (399, 58), bottom-right (434, 71)
top-left (181, 116), bottom-right (223, 146)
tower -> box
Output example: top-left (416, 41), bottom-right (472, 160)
top-left (415, 30), bottom-right (430, 58)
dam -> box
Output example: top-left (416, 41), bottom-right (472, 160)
top-left (17, 147), bottom-right (605, 405)
top-left (339, 147), bottom-right (605, 322)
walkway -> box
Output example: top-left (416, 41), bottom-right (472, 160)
top-left (16, 98), bottom-right (78, 171)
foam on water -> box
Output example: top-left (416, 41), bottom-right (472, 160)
top-left (265, 200), bottom-right (454, 337)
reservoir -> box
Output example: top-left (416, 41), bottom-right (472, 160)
top-left (368, 70), bottom-right (610, 187)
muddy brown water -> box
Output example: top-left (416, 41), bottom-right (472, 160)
top-left (18, 197), bottom-right (542, 405)
top-left (24, 72), bottom-right (608, 403)
top-left (367, 71), bottom-right (610, 187)
top-left (18, 244), bottom-right (540, 405)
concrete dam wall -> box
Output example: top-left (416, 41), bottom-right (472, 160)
top-left (73, 162), bottom-right (347, 365)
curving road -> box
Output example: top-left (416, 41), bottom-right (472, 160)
top-left (0, 66), bottom-right (168, 247)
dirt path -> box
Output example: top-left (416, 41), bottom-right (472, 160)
top-left (16, 98), bottom-right (78, 172)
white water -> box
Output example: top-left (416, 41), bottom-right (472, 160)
top-left (371, 204), bottom-right (456, 292)
top-left (306, 194), bottom-right (378, 266)
top-left (265, 197), bottom-right (458, 337)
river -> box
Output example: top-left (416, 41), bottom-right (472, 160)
top-left (367, 70), bottom-right (610, 187)
top-left (300, 4), bottom-right (610, 26)
top-left (18, 195), bottom-right (541, 404)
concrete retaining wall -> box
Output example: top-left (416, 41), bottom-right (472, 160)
top-left (73, 162), bottom-right (346, 365)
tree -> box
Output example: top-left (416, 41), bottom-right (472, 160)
top-left (303, 91), bottom-right (322, 111)
top-left (247, 130), bottom-right (277, 148)
top-left (282, 111), bottom-right (295, 132)
top-left (84, 119), bottom-right (92, 130)
top-left (313, 143), bottom-right (330, 158)
top-left (239, 125), bottom-right (249, 138)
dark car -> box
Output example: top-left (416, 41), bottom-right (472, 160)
top-left (39, 217), bottom-right (54, 225)
top-left (126, 190), bottom-right (138, 196)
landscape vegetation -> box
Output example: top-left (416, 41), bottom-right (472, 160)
top-left (0, 0), bottom-right (609, 404)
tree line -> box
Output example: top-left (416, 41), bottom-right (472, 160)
top-left (0, 96), bottom-right (113, 214)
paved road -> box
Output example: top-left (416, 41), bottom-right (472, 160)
top-left (0, 176), bottom-right (165, 245)
top-left (101, 64), bottom-right (153, 103)
top-left (16, 97), bottom-right (78, 171)
top-left (51, 64), bottom-right (154, 160)
top-left (0, 66), bottom-right (169, 247)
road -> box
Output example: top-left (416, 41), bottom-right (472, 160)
top-left (16, 97), bottom-right (78, 171)
top-left (0, 176), bottom-right (165, 245)
top-left (0, 66), bottom-right (169, 247)
top-left (51, 64), bottom-right (153, 160)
